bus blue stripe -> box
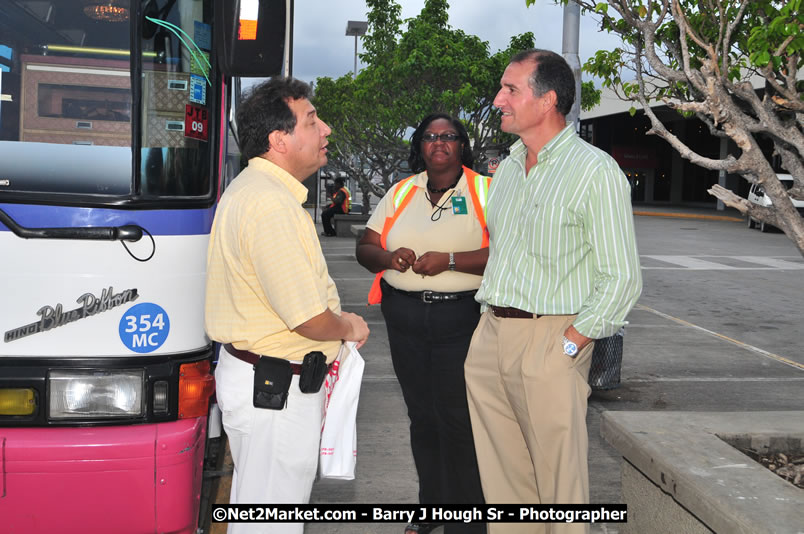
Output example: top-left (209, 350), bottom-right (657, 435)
top-left (0, 204), bottom-right (215, 236)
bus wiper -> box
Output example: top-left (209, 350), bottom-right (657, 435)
top-left (0, 208), bottom-right (143, 242)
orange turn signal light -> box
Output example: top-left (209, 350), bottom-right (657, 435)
top-left (178, 360), bottom-right (215, 419)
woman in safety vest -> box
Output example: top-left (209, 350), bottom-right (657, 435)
top-left (356, 114), bottom-right (491, 534)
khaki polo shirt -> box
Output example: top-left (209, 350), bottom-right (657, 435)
top-left (205, 157), bottom-right (341, 362)
top-left (366, 170), bottom-right (485, 292)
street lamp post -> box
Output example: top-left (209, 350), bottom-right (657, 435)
top-left (562, 1), bottom-right (582, 131)
top-left (345, 20), bottom-right (368, 79)
top-left (344, 20), bottom-right (369, 214)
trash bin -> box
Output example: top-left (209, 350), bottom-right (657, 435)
top-left (588, 327), bottom-right (625, 390)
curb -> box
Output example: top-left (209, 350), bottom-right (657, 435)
top-left (633, 211), bottom-right (743, 222)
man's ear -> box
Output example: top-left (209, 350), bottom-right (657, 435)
top-left (544, 90), bottom-right (558, 111)
top-left (268, 130), bottom-right (287, 154)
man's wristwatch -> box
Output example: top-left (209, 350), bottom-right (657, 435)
top-left (448, 252), bottom-right (456, 271)
top-left (562, 336), bottom-right (579, 358)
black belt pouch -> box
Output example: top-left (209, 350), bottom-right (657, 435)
top-left (253, 356), bottom-right (293, 410)
top-left (299, 351), bottom-right (328, 393)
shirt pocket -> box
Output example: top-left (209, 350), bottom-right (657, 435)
top-left (519, 202), bottom-right (582, 261)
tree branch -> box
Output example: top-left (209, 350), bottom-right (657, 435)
top-left (629, 1), bottom-right (690, 84)
top-left (725, 78), bottom-right (804, 156)
top-left (759, 58), bottom-right (804, 112)
top-left (632, 41), bottom-right (738, 173)
top-left (670, 0), bottom-right (710, 93)
top-left (773, 33), bottom-right (797, 58)
top-left (776, 143), bottom-right (804, 200)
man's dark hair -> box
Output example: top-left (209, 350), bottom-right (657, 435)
top-left (510, 49), bottom-right (575, 117)
top-left (236, 77), bottom-right (312, 161)
top-left (408, 113), bottom-right (474, 173)
top-left (334, 177), bottom-right (345, 188)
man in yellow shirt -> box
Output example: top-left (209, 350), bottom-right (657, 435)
top-left (205, 77), bottom-right (369, 533)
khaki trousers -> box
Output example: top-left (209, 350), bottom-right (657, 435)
top-left (465, 312), bottom-right (593, 534)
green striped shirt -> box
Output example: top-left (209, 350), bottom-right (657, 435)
top-left (476, 125), bottom-right (642, 339)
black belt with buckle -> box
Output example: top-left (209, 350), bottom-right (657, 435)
top-left (490, 306), bottom-right (540, 319)
top-left (380, 278), bottom-right (477, 304)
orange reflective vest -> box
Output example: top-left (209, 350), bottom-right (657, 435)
top-left (367, 166), bottom-right (491, 305)
top-left (331, 186), bottom-right (351, 213)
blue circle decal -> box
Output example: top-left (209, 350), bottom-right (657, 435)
top-left (119, 303), bottom-right (170, 353)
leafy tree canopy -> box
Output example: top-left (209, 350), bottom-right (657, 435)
top-left (529, 0), bottom-right (803, 254)
top-left (313, 0), bottom-right (536, 211)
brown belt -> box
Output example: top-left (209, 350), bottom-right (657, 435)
top-left (490, 306), bottom-right (540, 319)
top-left (223, 343), bottom-right (304, 374)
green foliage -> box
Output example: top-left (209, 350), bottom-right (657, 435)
top-left (581, 80), bottom-right (601, 111)
top-left (575, 0), bottom-right (803, 100)
top-left (361, 0), bottom-right (402, 65)
top-left (585, 49), bottom-right (625, 88)
top-left (565, 0), bottom-right (803, 122)
top-left (538, 0), bottom-right (803, 250)
top-left (747, 0), bottom-right (804, 69)
top-left (314, 0), bottom-right (533, 199)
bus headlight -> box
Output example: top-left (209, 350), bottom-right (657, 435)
top-left (49, 370), bottom-right (144, 419)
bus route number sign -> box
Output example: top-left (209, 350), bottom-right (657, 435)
top-left (119, 302), bottom-right (171, 353)
top-left (185, 104), bottom-right (209, 142)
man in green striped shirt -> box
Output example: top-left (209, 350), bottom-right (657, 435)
top-left (465, 49), bottom-right (641, 533)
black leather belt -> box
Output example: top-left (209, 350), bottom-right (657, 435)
top-left (381, 278), bottom-right (477, 304)
top-left (490, 306), bottom-right (540, 319)
top-left (223, 343), bottom-right (305, 374)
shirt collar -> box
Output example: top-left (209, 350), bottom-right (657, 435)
top-left (508, 139), bottom-right (527, 166)
top-left (508, 124), bottom-right (577, 167)
top-left (249, 157), bottom-right (309, 204)
top-left (539, 124), bottom-right (577, 161)
top-left (412, 167), bottom-right (468, 188)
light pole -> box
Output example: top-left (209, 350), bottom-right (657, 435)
top-left (344, 20), bottom-right (368, 213)
top-left (562, 1), bottom-right (582, 131)
top-left (345, 20), bottom-right (368, 79)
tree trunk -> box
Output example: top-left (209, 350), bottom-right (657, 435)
top-left (709, 185), bottom-right (804, 257)
top-left (357, 182), bottom-right (372, 215)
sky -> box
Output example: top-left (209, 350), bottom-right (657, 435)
top-left (288, 0), bottom-right (624, 86)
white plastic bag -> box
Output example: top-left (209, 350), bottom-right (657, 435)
top-left (319, 342), bottom-right (364, 479)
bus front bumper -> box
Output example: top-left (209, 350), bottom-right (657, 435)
top-left (0, 417), bottom-right (207, 534)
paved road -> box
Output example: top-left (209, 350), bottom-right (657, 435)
top-left (263, 209), bottom-right (804, 534)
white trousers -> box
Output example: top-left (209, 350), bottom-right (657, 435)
top-left (215, 346), bottom-right (325, 534)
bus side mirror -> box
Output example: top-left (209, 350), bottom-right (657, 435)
top-left (214, 0), bottom-right (287, 77)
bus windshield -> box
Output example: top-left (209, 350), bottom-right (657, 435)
top-left (0, 0), bottom-right (215, 200)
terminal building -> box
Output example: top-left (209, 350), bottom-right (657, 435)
top-left (578, 87), bottom-right (783, 210)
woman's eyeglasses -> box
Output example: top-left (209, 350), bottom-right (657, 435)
top-left (421, 133), bottom-right (460, 143)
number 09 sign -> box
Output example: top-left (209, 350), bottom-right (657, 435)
top-left (185, 104), bottom-right (209, 142)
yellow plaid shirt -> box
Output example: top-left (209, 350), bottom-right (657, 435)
top-left (204, 157), bottom-right (342, 362)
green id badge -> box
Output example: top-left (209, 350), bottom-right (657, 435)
top-left (452, 196), bottom-right (468, 215)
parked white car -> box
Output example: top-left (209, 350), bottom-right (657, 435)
top-left (747, 173), bottom-right (804, 232)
